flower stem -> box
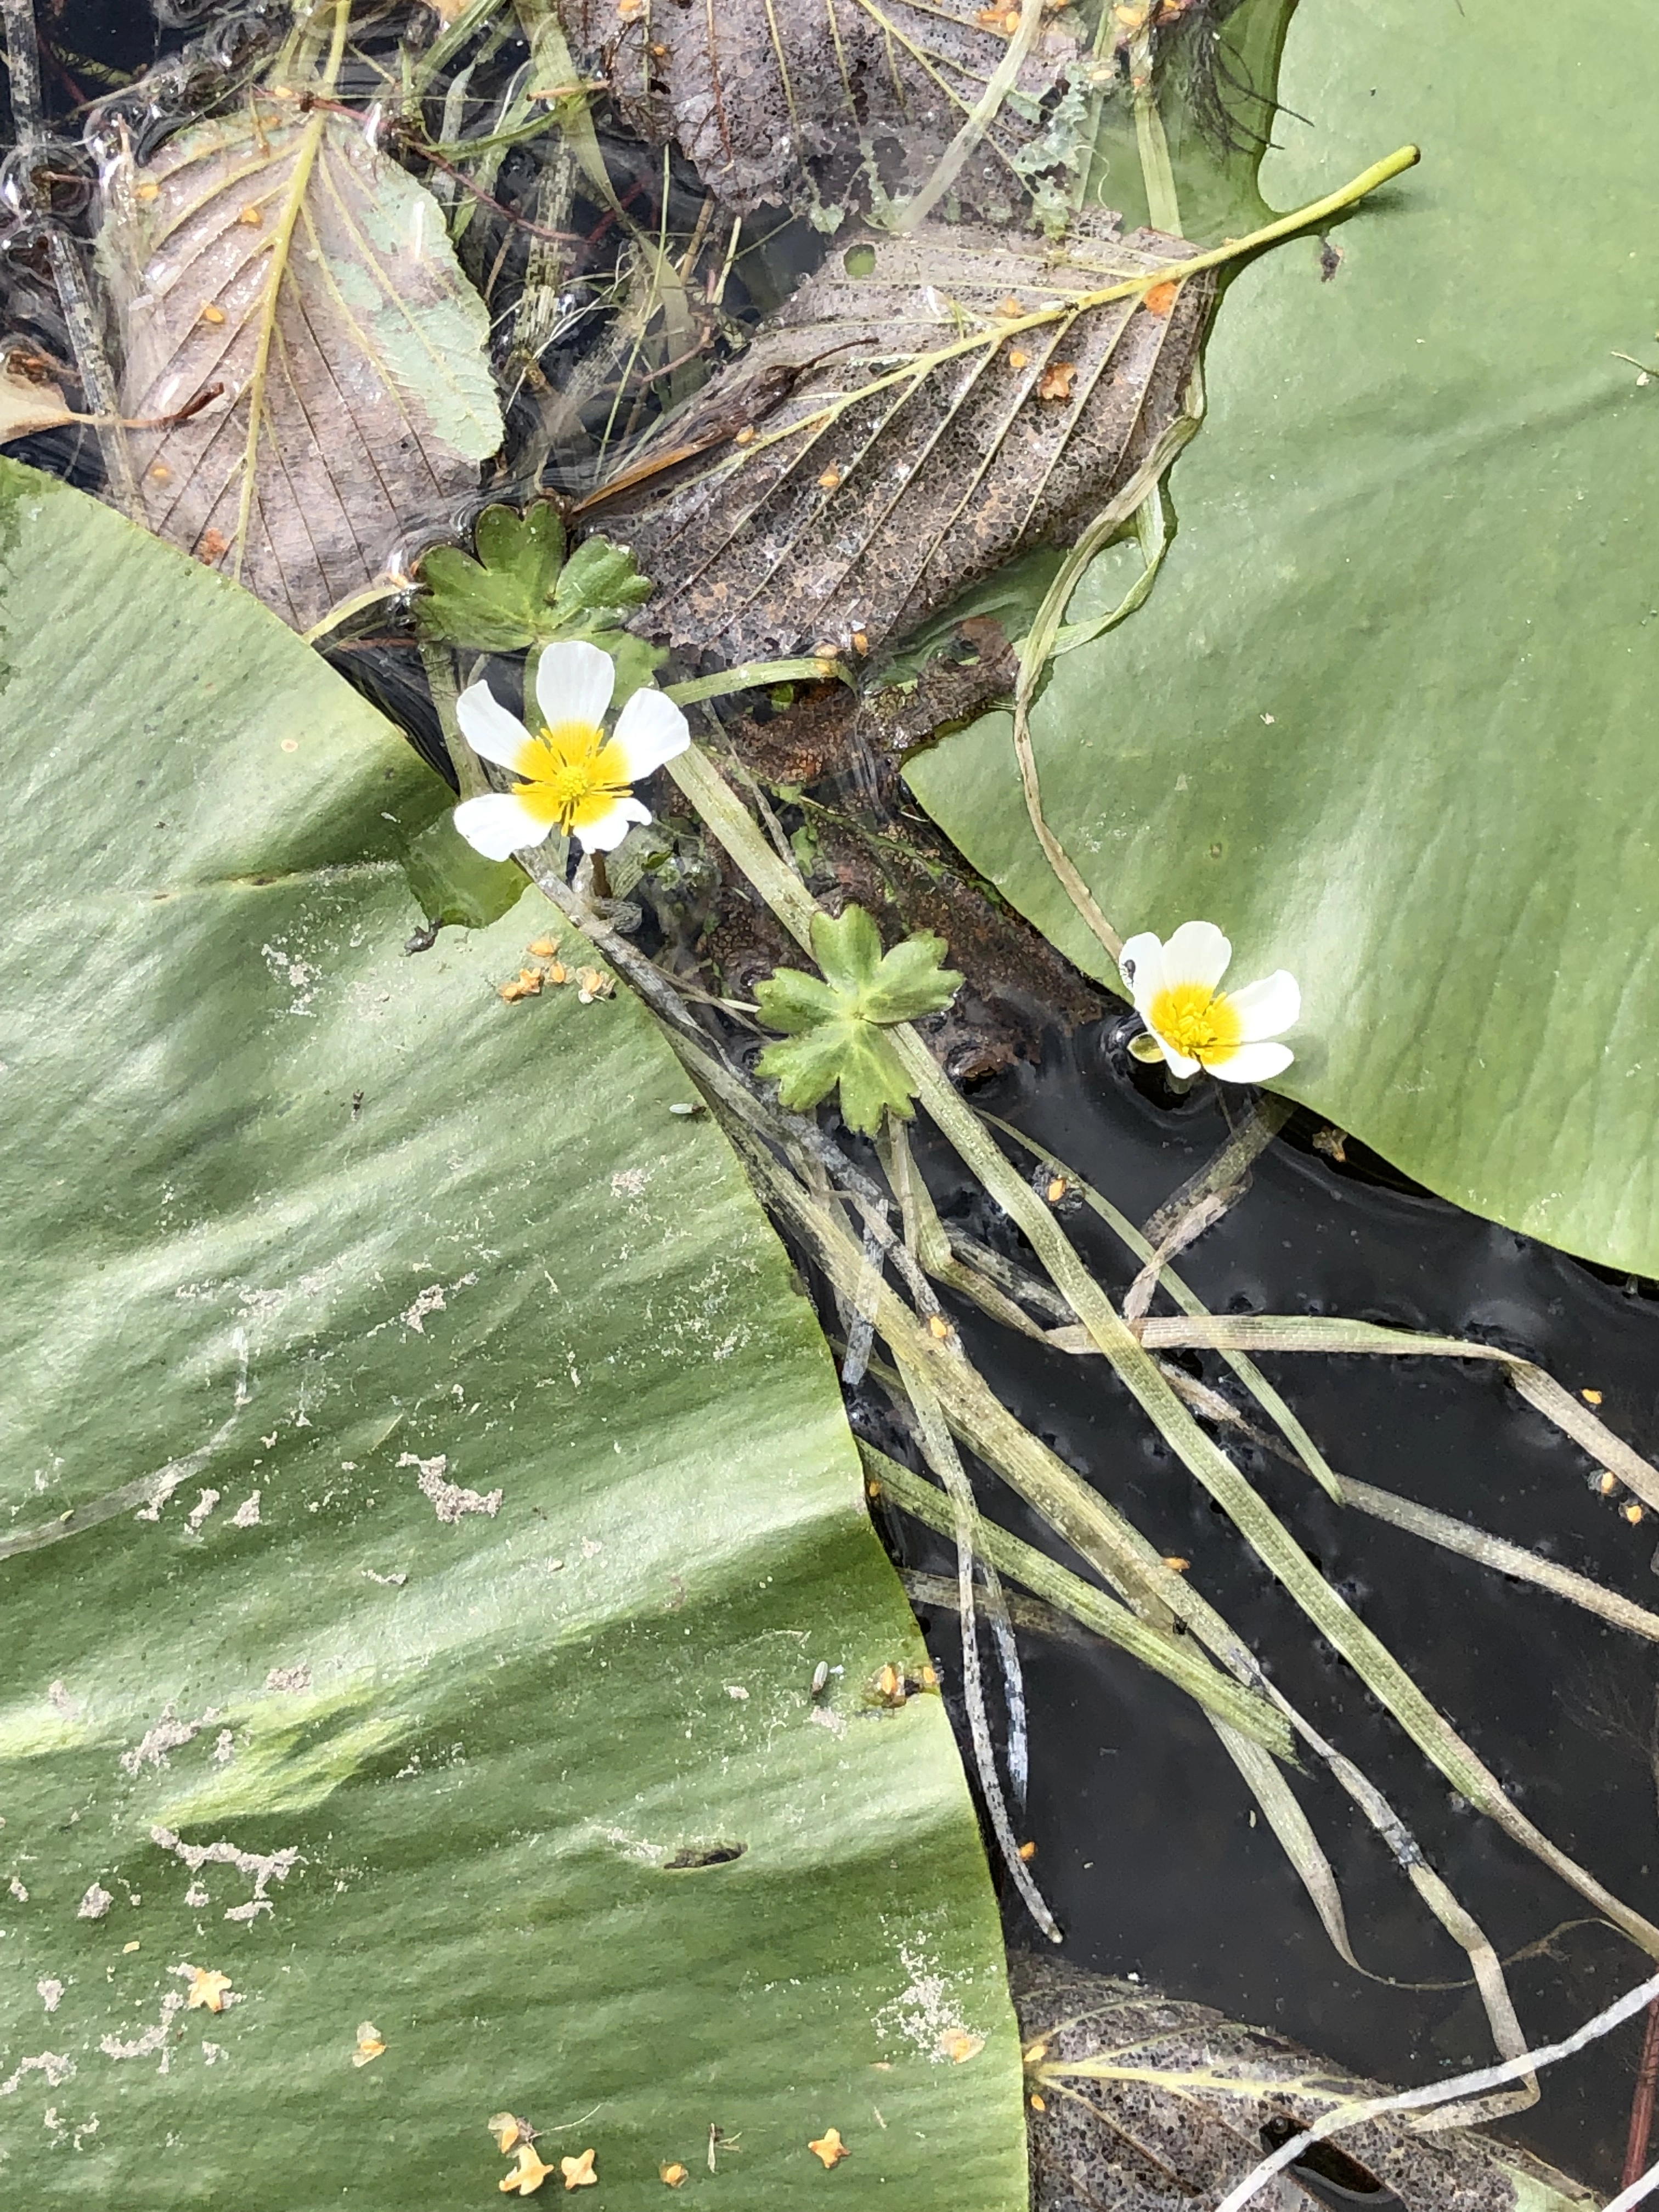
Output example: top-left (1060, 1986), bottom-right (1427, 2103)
top-left (664, 657), bottom-right (848, 708)
top-left (668, 734), bottom-right (1659, 1960)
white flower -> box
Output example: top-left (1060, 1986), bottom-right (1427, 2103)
top-left (1118, 919), bottom-right (1299, 1083)
top-left (450, 640), bottom-right (690, 861)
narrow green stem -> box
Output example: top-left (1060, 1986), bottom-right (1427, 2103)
top-left (665, 657), bottom-right (847, 707)
top-left (864, 1443), bottom-right (1292, 1753)
top-left (672, 733), bottom-right (1659, 1959)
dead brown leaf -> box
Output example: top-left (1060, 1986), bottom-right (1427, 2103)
top-left (0, 349), bottom-right (78, 446)
top-left (1013, 1957), bottom-right (1589, 2212)
top-left (594, 213), bottom-right (1209, 663)
top-left (99, 104), bottom-right (502, 634)
top-left (557, 0), bottom-right (1079, 216)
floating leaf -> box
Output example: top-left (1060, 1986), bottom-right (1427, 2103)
top-left (1015, 1957), bottom-right (1594, 2212)
top-left (99, 105), bottom-right (503, 633)
top-left (0, 461), bottom-right (1024, 2209)
top-left (598, 213), bottom-right (1209, 663)
top-left (907, 0), bottom-right (1659, 1276)
top-left (755, 906), bottom-right (962, 1133)
top-left (563, 0), bottom-right (1081, 216)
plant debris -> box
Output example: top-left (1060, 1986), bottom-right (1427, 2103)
top-left (562, 0), bottom-right (1080, 217)
top-left (100, 105), bottom-right (501, 633)
top-left (596, 213), bottom-right (1209, 663)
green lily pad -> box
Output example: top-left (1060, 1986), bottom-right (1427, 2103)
top-left (907, 0), bottom-right (1659, 1276)
top-left (0, 462), bottom-right (1023, 2208)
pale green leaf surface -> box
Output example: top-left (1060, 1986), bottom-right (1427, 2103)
top-left (0, 462), bottom-right (1022, 2208)
top-left (754, 909), bottom-right (962, 1133)
top-left (908, 0), bottom-right (1659, 1274)
top-left (758, 1019), bottom-right (921, 1134)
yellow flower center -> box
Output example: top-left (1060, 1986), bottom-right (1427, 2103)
top-left (1147, 980), bottom-right (1244, 1065)
top-left (514, 719), bottom-right (630, 833)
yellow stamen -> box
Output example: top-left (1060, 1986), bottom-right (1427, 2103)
top-left (1147, 981), bottom-right (1244, 1066)
top-left (513, 720), bottom-right (632, 834)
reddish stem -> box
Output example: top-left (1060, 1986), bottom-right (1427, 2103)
top-left (1623, 1996), bottom-right (1659, 2189)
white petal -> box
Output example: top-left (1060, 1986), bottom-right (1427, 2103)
top-left (535, 639), bottom-right (614, 731)
top-left (572, 795), bottom-right (651, 854)
top-left (609, 687), bottom-right (691, 781)
top-left (1118, 930), bottom-right (1167, 1013)
top-left (456, 682), bottom-right (535, 774)
top-left (1161, 919), bottom-right (1232, 990)
top-left (452, 793), bottom-right (549, 860)
top-left (1207, 1040), bottom-right (1295, 1084)
top-left (1225, 970), bottom-right (1300, 1041)
top-left (1154, 1039), bottom-right (1201, 1080)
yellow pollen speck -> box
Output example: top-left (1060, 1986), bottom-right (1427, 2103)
top-left (1029, 2092), bottom-right (1046, 2112)
top-left (1625, 1503), bottom-right (1645, 1525)
top-left (149, 462), bottom-right (172, 483)
top-left (527, 938), bottom-right (559, 958)
top-left (500, 2143), bottom-right (556, 2195)
top-left (238, 204), bottom-right (263, 226)
top-left (734, 425), bottom-right (757, 445)
top-left (1598, 1471), bottom-right (1620, 1496)
top-left (135, 179), bottom-right (160, 202)
top-left (1147, 980), bottom-right (1244, 1066)
top-left (1008, 346), bottom-right (1030, 369)
top-left (818, 466), bottom-right (843, 491)
top-left (1018, 1840), bottom-right (1037, 1860)
top-left (1583, 1388), bottom-right (1604, 1405)
top-left (808, 2128), bottom-right (849, 2169)
top-left (928, 1313), bottom-right (952, 1341)
top-left (659, 2164), bottom-right (689, 2188)
top-left (187, 1966), bottom-right (233, 2012)
top-left (1046, 1177), bottom-right (1067, 1203)
top-left (200, 303), bottom-right (227, 325)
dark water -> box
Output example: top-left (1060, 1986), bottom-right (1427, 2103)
top-left (879, 1027), bottom-right (1659, 2194)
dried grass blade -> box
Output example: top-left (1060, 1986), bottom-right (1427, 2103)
top-left (1124, 1314), bottom-right (1659, 1513)
top-left (863, 1446), bottom-right (1293, 1756)
top-left (1342, 1477), bottom-right (1659, 1643)
top-left (1208, 1722), bottom-right (1362, 1968)
top-left (979, 1113), bottom-right (1342, 1503)
top-left (1212, 1968), bottom-right (1659, 2212)
top-left (893, 1363), bottom-right (1058, 1936)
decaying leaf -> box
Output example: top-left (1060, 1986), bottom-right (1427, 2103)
top-left (99, 103), bottom-right (503, 633)
top-left (595, 213), bottom-right (1209, 663)
top-left (0, 349), bottom-right (78, 447)
top-left (559, 0), bottom-right (1082, 216)
top-left (1013, 1956), bottom-right (1595, 2212)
